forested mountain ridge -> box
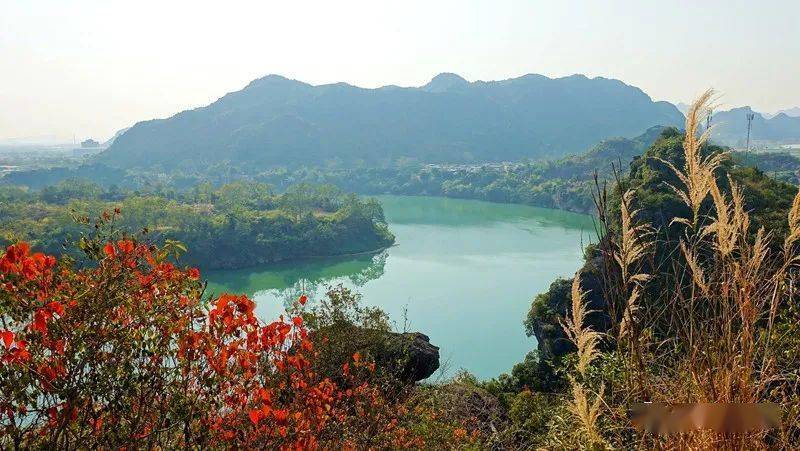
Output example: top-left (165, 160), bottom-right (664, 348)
top-left (245, 126), bottom-right (667, 214)
top-left (97, 73), bottom-right (683, 169)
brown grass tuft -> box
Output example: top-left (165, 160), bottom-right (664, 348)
top-left (659, 89), bottom-right (727, 227)
top-left (561, 276), bottom-right (602, 376)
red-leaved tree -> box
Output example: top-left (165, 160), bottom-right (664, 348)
top-left (0, 230), bottom-right (416, 448)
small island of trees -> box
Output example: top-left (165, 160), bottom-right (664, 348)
top-left (0, 181), bottom-right (394, 269)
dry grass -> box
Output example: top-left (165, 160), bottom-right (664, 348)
top-left (566, 378), bottom-right (604, 446)
top-left (561, 276), bottom-right (606, 447)
top-left (561, 276), bottom-right (602, 376)
top-left (559, 90), bottom-right (800, 449)
top-left (615, 189), bottom-right (651, 343)
top-left (658, 89), bottom-right (727, 228)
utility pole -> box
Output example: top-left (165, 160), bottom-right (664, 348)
top-left (746, 112), bottom-right (755, 153)
top-left (706, 109), bottom-right (713, 131)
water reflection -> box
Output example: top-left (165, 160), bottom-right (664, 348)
top-left (206, 250), bottom-right (388, 309)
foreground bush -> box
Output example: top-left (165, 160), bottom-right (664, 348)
top-left (0, 230), bottom-right (421, 448)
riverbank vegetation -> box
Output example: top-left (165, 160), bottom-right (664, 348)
top-left (0, 181), bottom-right (394, 269)
top-left (252, 126), bottom-right (665, 214)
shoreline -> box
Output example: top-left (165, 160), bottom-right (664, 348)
top-left (201, 243), bottom-right (396, 273)
top-left (360, 192), bottom-right (597, 217)
top-left (365, 192), bottom-right (597, 216)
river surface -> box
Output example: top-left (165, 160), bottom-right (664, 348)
top-left (206, 196), bottom-right (594, 379)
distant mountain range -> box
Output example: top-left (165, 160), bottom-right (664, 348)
top-left (675, 103), bottom-right (800, 146)
top-left (708, 107), bottom-right (800, 147)
top-left (765, 107), bottom-right (800, 119)
top-left (98, 73), bottom-right (683, 169)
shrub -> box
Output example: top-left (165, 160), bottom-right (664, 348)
top-left (0, 225), bottom-right (407, 448)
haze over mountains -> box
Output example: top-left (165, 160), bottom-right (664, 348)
top-left (98, 73), bottom-right (684, 169)
top-left (709, 107), bottom-right (800, 146)
top-left (766, 107), bottom-right (800, 119)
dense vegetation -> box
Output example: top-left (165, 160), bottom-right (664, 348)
top-left (514, 93), bottom-right (800, 447)
top-left (733, 150), bottom-right (800, 184)
top-left (1, 127), bottom-right (665, 214)
top-left (526, 124), bottom-right (798, 367)
top-left (288, 126), bottom-right (664, 214)
top-left (0, 181), bottom-right (394, 269)
top-left (507, 127), bottom-right (800, 404)
top-left (97, 73), bottom-right (682, 169)
top-left (0, 163), bottom-right (130, 190)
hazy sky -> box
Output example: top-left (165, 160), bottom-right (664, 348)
top-left (1, 0), bottom-right (798, 142)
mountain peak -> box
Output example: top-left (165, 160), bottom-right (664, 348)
top-left (777, 107), bottom-right (800, 118)
top-left (244, 74), bottom-right (307, 90)
top-left (423, 73), bottom-right (470, 92)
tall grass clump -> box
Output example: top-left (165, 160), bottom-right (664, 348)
top-left (561, 276), bottom-right (606, 447)
top-left (557, 90), bottom-right (800, 449)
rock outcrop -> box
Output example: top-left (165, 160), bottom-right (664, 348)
top-left (526, 255), bottom-right (611, 359)
top-left (313, 325), bottom-right (440, 382)
top-left (377, 332), bottom-right (440, 382)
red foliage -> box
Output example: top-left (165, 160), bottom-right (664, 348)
top-left (0, 237), bottom-right (408, 448)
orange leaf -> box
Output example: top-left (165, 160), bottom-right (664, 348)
top-left (248, 409), bottom-right (261, 426)
top-left (47, 301), bottom-right (64, 316)
top-left (117, 240), bottom-right (134, 254)
top-left (1, 330), bottom-right (13, 348)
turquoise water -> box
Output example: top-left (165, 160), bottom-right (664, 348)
top-left (206, 196), bottom-right (594, 379)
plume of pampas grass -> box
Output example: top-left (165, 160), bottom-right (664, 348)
top-left (567, 378), bottom-right (605, 446)
top-left (613, 189), bottom-right (651, 342)
top-left (658, 89), bottom-right (727, 227)
top-left (680, 240), bottom-right (709, 296)
top-left (561, 276), bottom-right (606, 446)
top-left (784, 187), bottom-right (800, 252)
top-left (617, 285), bottom-right (642, 341)
top-left (702, 178), bottom-right (738, 256)
top-left (615, 190), bottom-right (652, 283)
top-left (730, 179), bottom-right (750, 236)
top-left (701, 175), bottom-right (751, 257)
top-left (562, 276), bottom-right (602, 376)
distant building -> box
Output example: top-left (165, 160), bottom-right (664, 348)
top-left (81, 138), bottom-right (100, 148)
top-left (73, 138), bottom-right (105, 157)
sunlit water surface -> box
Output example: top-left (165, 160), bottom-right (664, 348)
top-left (206, 196), bottom-right (594, 379)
